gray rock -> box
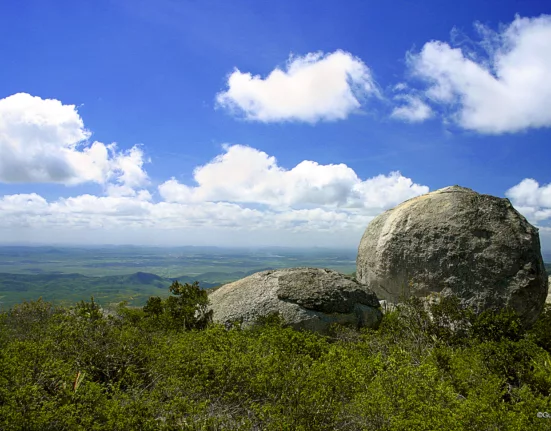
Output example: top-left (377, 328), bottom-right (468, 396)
top-left (547, 277), bottom-right (550, 304)
top-left (207, 267), bottom-right (382, 334)
top-left (357, 185), bottom-right (548, 327)
top-left (378, 300), bottom-right (397, 314)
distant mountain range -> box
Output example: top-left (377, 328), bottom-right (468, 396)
top-left (1, 257), bottom-right (549, 310)
top-left (0, 269), bottom-right (274, 309)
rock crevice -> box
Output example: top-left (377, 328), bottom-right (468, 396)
top-left (208, 267), bottom-right (382, 334)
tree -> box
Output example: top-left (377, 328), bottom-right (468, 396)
top-left (75, 296), bottom-right (102, 321)
top-left (143, 296), bottom-right (163, 318)
top-left (143, 281), bottom-right (213, 330)
top-left (167, 280), bottom-right (213, 330)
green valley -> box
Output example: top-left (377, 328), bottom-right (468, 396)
top-left (0, 246), bottom-right (358, 309)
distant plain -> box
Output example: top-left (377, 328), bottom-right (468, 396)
top-left (0, 245), bottom-right (358, 309)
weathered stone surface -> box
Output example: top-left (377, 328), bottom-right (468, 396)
top-left (547, 277), bottom-right (551, 304)
top-left (378, 300), bottom-right (397, 314)
top-left (357, 185), bottom-right (548, 327)
top-left (208, 267), bottom-right (382, 334)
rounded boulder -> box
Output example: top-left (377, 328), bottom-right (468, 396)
top-left (208, 267), bottom-right (382, 334)
top-left (356, 185), bottom-right (548, 327)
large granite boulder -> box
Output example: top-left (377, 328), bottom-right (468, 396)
top-left (207, 267), bottom-right (382, 334)
top-left (357, 185), bottom-right (548, 327)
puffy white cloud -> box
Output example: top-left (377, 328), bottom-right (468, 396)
top-left (158, 144), bottom-right (428, 210)
top-left (0, 144), bottom-right (430, 247)
top-left (108, 145), bottom-right (149, 188)
top-left (407, 14), bottom-right (551, 133)
top-left (216, 50), bottom-right (379, 123)
top-left (0, 93), bottom-right (149, 187)
top-left (0, 192), bottom-right (370, 237)
top-left (0, 194), bottom-right (374, 247)
top-left (506, 178), bottom-right (551, 222)
top-left (391, 95), bottom-right (433, 123)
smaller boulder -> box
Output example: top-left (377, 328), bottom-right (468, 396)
top-left (208, 267), bottom-right (382, 334)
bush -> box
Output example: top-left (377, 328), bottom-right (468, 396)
top-left (469, 307), bottom-right (524, 343)
top-left (142, 280), bottom-right (213, 331)
top-left (527, 304), bottom-right (551, 352)
top-left (1, 292), bottom-right (551, 430)
top-left (74, 296), bottom-right (103, 321)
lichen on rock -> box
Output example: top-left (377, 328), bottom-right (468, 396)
top-left (356, 185), bottom-right (548, 327)
top-left (208, 267), bottom-right (382, 334)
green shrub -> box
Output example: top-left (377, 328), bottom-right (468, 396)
top-left (527, 304), bottom-right (551, 352)
top-left (1, 290), bottom-right (551, 430)
top-left (74, 296), bottom-right (103, 321)
top-left (143, 280), bottom-right (213, 331)
top-left (469, 307), bottom-right (524, 342)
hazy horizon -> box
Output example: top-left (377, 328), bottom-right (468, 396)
top-left (0, 242), bottom-right (359, 251)
top-left (0, 243), bottom-right (549, 258)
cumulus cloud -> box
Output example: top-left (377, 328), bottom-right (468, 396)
top-left (0, 93), bottom-right (149, 188)
top-left (216, 50), bottom-right (379, 123)
top-left (0, 192), bottom-right (371, 237)
top-left (158, 144), bottom-right (428, 210)
top-left (391, 95), bottom-right (433, 123)
top-left (406, 14), bottom-right (551, 133)
top-left (0, 193), bottom-right (377, 247)
top-left (506, 178), bottom-right (551, 222)
top-left (0, 92), bottom-right (428, 246)
top-left (0, 144), bottom-right (430, 247)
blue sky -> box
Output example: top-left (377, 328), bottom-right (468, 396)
top-left (0, 0), bottom-right (550, 250)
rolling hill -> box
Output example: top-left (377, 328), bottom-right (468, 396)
top-left (0, 271), bottom-right (221, 309)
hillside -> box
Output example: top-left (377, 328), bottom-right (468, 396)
top-left (0, 272), bottom-right (220, 309)
top-left (0, 293), bottom-right (549, 430)
top-left (1, 262), bottom-right (549, 311)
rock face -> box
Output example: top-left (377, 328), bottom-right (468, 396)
top-left (208, 267), bottom-right (382, 334)
top-left (547, 277), bottom-right (551, 304)
top-left (357, 185), bottom-right (548, 327)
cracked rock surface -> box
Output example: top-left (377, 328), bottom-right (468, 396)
top-left (208, 267), bottom-right (382, 334)
top-left (357, 185), bottom-right (548, 327)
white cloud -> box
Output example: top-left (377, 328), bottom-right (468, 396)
top-left (506, 178), bottom-right (551, 222)
top-left (0, 192), bottom-right (374, 246)
top-left (407, 14), bottom-right (551, 133)
top-left (0, 92), bottom-right (429, 247)
top-left (158, 144), bottom-right (428, 210)
top-left (0, 93), bottom-right (149, 187)
top-left (391, 95), bottom-right (433, 123)
top-left (0, 144), bottom-right (430, 247)
top-left (216, 50), bottom-right (379, 123)
top-left (506, 178), bottom-right (551, 253)
top-left (393, 83), bottom-right (408, 92)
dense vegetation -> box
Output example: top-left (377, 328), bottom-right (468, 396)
top-left (1, 282), bottom-right (550, 430)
